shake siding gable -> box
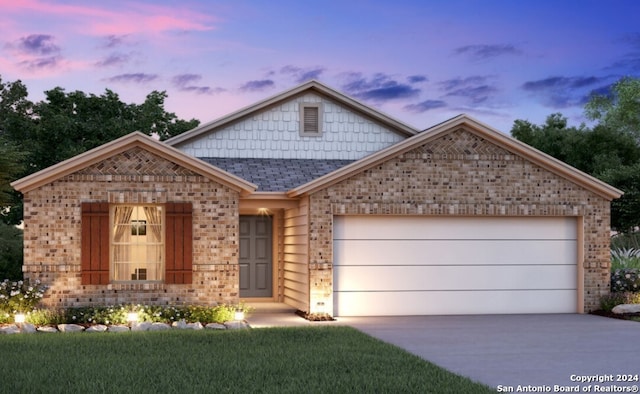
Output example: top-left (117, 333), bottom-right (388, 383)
top-left (81, 202), bottom-right (109, 285)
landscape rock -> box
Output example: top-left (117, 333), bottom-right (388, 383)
top-left (19, 323), bottom-right (37, 334)
top-left (107, 325), bottom-right (130, 332)
top-left (85, 324), bottom-right (108, 333)
top-left (224, 321), bottom-right (250, 330)
top-left (172, 319), bottom-right (188, 329)
top-left (37, 326), bottom-right (59, 333)
top-left (57, 324), bottom-right (85, 333)
top-left (131, 322), bottom-right (152, 331)
top-left (187, 322), bottom-right (203, 330)
top-left (149, 322), bottom-right (171, 331)
top-left (0, 324), bottom-right (21, 334)
top-left (205, 323), bottom-right (226, 330)
top-left (612, 304), bottom-right (640, 314)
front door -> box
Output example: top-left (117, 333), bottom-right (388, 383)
top-left (239, 215), bottom-right (272, 297)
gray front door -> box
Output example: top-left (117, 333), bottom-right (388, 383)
top-left (239, 215), bottom-right (272, 297)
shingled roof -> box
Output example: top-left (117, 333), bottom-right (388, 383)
top-left (199, 158), bottom-right (355, 192)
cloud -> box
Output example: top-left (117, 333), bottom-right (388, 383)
top-left (341, 72), bottom-right (421, 102)
top-left (18, 56), bottom-right (60, 71)
top-left (607, 33), bottom-right (640, 72)
top-left (18, 34), bottom-right (59, 55)
top-left (95, 53), bottom-right (130, 67)
top-left (172, 74), bottom-right (225, 95)
top-left (404, 99), bottom-right (447, 113)
top-left (0, 1), bottom-right (216, 36)
top-left (454, 44), bottom-right (521, 60)
top-left (522, 76), bottom-right (603, 91)
top-left (439, 76), bottom-right (497, 104)
top-left (280, 65), bottom-right (325, 83)
top-left (100, 35), bottom-right (130, 49)
top-left (240, 79), bottom-right (275, 92)
top-left (407, 75), bottom-right (428, 83)
top-left (104, 73), bottom-right (158, 84)
top-left (521, 75), bottom-right (606, 108)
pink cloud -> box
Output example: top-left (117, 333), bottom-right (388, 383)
top-left (0, 0), bottom-right (216, 36)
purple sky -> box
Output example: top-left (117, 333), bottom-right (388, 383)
top-left (1, 0), bottom-right (639, 133)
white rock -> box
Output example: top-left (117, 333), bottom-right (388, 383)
top-left (612, 304), bottom-right (640, 314)
top-left (149, 322), bottom-right (171, 331)
top-left (0, 324), bottom-right (21, 334)
top-left (131, 322), bottom-right (152, 332)
top-left (85, 325), bottom-right (108, 332)
top-left (57, 324), bottom-right (85, 333)
top-left (187, 322), bottom-right (203, 330)
top-left (205, 323), bottom-right (227, 330)
top-left (19, 323), bottom-right (37, 334)
top-left (107, 325), bottom-right (130, 332)
top-left (37, 326), bottom-right (59, 333)
top-left (172, 319), bottom-right (188, 329)
top-left (224, 321), bottom-right (250, 330)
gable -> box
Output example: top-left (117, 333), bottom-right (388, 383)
top-left (11, 132), bottom-right (257, 195)
top-left (288, 115), bottom-right (623, 200)
top-left (175, 92), bottom-right (408, 160)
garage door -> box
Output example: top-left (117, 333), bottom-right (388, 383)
top-left (333, 216), bottom-right (578, 316)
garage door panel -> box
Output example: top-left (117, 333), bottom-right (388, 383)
top-left (334, 216), bottom-right (577, 240)
top-left (334, 239), bottom-right (577, 266)
top-left (334, 290), bottom-right (577, 316)
top-left (334, 265), bottom-right (577, 291)
top-left (332, 216), bottom-right (578, 316)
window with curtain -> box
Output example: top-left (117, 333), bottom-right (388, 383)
top-left (112, 205), bottom-right (164, 282)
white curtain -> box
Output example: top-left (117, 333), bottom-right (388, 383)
top-left (112, 206), bottom-right (133, 280)
top-left (144, 206), bottom-right (163, 280)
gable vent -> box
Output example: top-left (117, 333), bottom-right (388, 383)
top-left (299, 103), bottom-right (323, 136)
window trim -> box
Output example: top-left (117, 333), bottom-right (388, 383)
top-left (110, 204), bottom-right (165, 284)
top-left (299, 102), bottom-right (323, 137)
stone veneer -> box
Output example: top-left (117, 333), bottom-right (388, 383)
top-left (22, 147), bottom-right (241, 308)
top-left (307, 128), bottom-right (611, 313)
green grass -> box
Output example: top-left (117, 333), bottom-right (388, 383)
top-left (0, 326), bottom-right (493, 393)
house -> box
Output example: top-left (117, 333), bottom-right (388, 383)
top-left (11, 80), bottom-right (622, 316)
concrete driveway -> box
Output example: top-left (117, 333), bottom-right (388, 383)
top-left (338, 314), bottom-right (640, 392)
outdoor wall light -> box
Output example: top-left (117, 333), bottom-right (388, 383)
top-left (14, 313), bottom-right (26, 324)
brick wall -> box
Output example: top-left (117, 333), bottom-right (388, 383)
top-left (308, 128), bottom-right (611, 313)
top-left (23, 147), bottom-right (241, 308)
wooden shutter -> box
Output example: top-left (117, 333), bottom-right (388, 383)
top-left (303, 106), bottom-right (319, 133)
top-left (165, 202), bottom-right (193, 284)
top-left (81, 202), bottom-right (110, 285)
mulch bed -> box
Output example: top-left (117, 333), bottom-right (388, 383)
top-left (590, 310), bottom-right (640, 321)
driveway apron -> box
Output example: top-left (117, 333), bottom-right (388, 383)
top-left (341, 314), bottom-right (640, 392)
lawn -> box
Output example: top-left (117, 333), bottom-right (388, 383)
top-left (0, 326), bottom-right (493, 393)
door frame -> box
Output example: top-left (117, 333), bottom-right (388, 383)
top-left (238, 212), bottom-right (280, 302)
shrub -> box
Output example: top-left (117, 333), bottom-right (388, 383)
top-left (610, 268), bottom-right (640, 293)
top-left (611, 247), bottom-right (640, 270)
top-left (0, 279), bottom-right (47, 314)
top-left (599, 292), bottom-right (640, 312)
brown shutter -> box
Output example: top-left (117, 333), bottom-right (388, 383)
top-left (165, 202), bottom-right (193, 284)
top-left (81, 202), bottom-right (110, 285)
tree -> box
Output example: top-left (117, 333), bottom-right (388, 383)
top-left (0, 75), bottom-right (201, 224)
top-left (0, 221), bottom-right (23, 280)
top-left (585, 77), bottom-right (640, 139)
top-left (511, 77), bottom-right (640, 233)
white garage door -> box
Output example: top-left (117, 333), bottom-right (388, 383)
top-left (333, 216), bottom-right (578, 316)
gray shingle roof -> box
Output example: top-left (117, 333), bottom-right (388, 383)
top-left (199, 158), bottom-right (355, 192)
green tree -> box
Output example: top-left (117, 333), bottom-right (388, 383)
top-left (0, 222), bottom-right (23, 280)
top-left (0, 75), bottom-right (200, 224)
top-left (585, 77), bottom-right (640, 139)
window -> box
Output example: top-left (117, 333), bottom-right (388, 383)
top-left (81, 202), bottom-right (193, 285)
top-left (112, 205), bottom-right (163, 282)
top-left (299, 102), bottom-right (323, 136)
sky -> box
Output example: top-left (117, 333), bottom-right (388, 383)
top-left (1, 0), bottom-right (639, 134)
